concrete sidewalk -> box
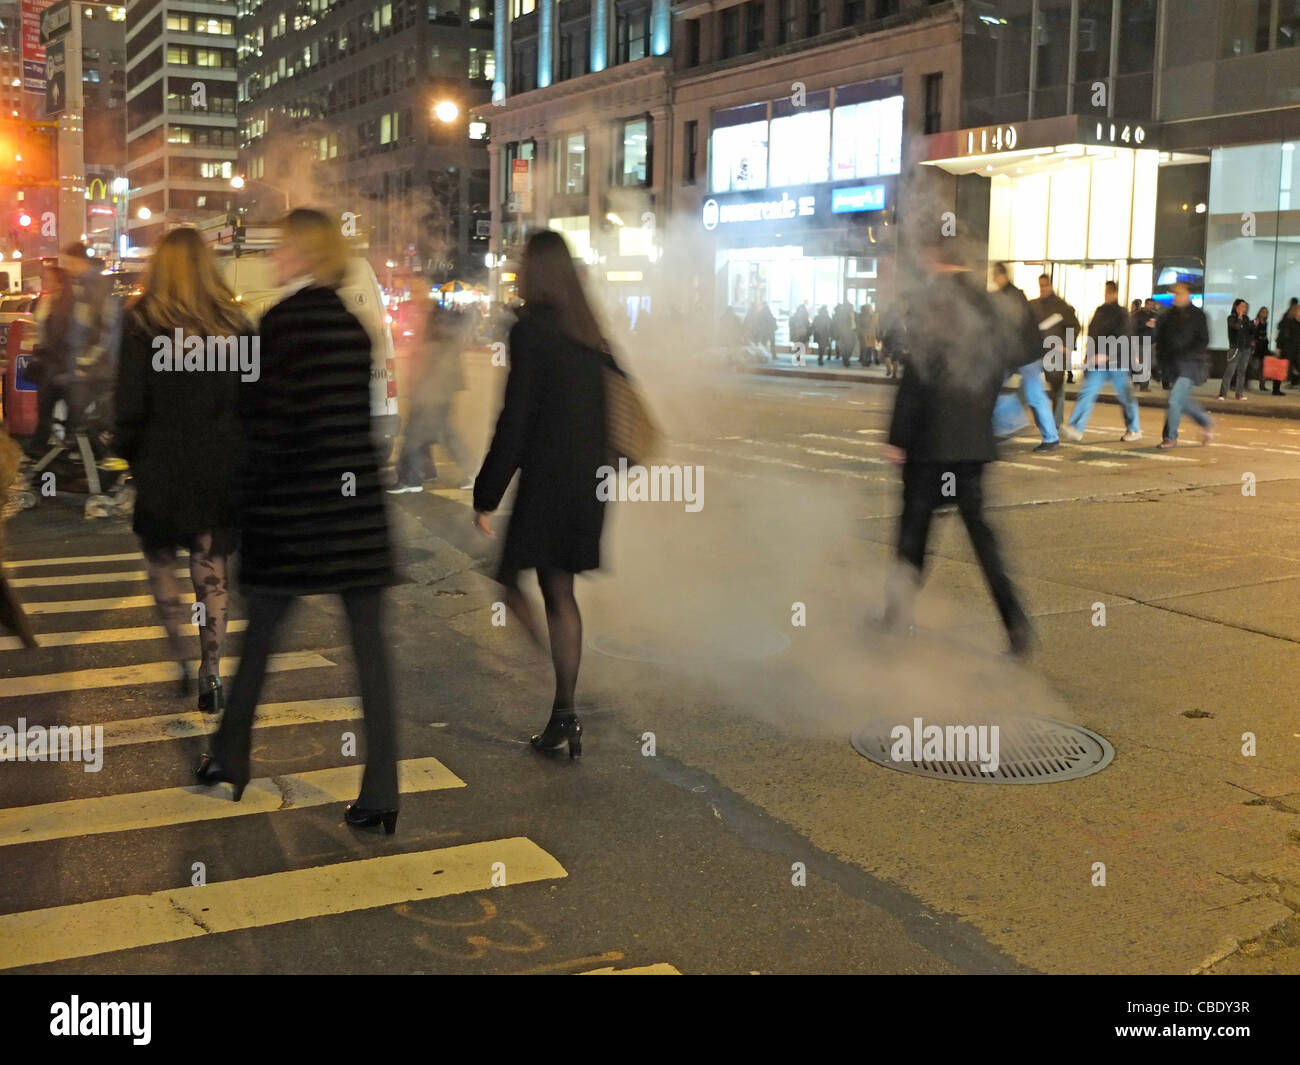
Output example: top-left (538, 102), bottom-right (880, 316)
top-left (746, 358), bottom-right (1300, 421)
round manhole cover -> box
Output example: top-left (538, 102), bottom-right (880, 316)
top-left (850, 715), bottom-right (1113, 784)
top-left (590, 623), bottom-right (790, 665)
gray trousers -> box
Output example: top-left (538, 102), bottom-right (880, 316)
top-left (1220, 349), bottom-right (1251, 397)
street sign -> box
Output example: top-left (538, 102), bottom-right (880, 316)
top-left (44, 37), bottom-right (65, 115)
top-left (39, 0), bottom-right (70, 42)
top-left (15, 354), bottom-right (38, 391)
top-left (20, 0), bottom-right (57, 94)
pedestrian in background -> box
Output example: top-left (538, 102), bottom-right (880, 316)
top-left (789, 301), bottom-right (811, 361)
top-left (1028, 274), bottom-right (1080, 424)
top-left (812, 305), bottom-right (832, 365)
top-left (857, 302), bottom-right (879, 367)
top-left (883, 241), bottom-right (1033, 657)
top-left (991, 262), bottom-right (1056, 453)
top-left (1063, 281), bottom-right (1143, 443)
top-left (832, 301), bottom-right (857, 367)
top-left (1278, 302), bottom-right (1300, 387)
top-left (1253, 307), bottom-right (1277, 394)
top-left (473, 229), bottom-right (611, 762)
top-left (1220, 298), bottom-right (1253, 400)
top-left (198, 208), bottom-right (400, 835)
top-left (389, 282), bottom-right (475, 493)
top-left (115, 228), bottom-right (249, 712)
top-left (1156, 281), bottom-right (1214, 448)
top-left (1130, 296), bottom-right (1158, 393)
top-left (880, 306), bottom-right (906, 379)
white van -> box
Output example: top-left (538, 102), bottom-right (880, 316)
top-left (216, 253), bottom-right (399, 461)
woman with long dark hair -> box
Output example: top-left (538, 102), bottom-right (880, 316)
top-left (115, 227), bottom-right (249, 711)
top-left (1221, 298), bottom-right (1253, 400)
top-left (473, 229), bottom-right (610, 760)
top-left (196, 208), bottom-right (399, 833)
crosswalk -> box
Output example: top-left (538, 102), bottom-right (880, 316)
top-left (0, 542), bottom-right (674, 974)
top-left (664, 424), bottom-right (1202, 488)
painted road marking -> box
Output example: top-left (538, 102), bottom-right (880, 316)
top-left (0, 757), bottom-right (465, 847)
top-left (676, 442), bottom-right (891, 483)
top-left (0, 651), bottom-right (331, 699)
top-left (0, 837), bottom-right (565, 970)
top-left (10, 569), bottom-right (188, 589)
top-left (23, 594), bottom-right (196, 616)
top-left (15, 697), bottom-right (364, 753)
top-left (0, 620), bottom-right (249, 653)
top-left (6, 552), bottom-right (156, 569)
top-left (579, 963), bottom-right (682, 975)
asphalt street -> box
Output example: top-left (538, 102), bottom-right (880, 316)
top-left (3, 351), bottom-right (1299, 974)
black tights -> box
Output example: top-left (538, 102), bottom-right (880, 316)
top-left (504, 568), bottom-right (582, 711)
top-left (143, 533), bottom-right (229, 678)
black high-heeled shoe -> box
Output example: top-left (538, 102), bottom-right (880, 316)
top-left (345, 803), bottom-right (398, 834)
top-left (197, 674), bottom-right (224, 714)
top-left (194, 753), bottom-right (247, 802)
top-left (530, 709), bottom-right (582, 760)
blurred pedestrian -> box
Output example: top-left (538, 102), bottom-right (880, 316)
top-left (832, 301), bottom-right (857, 367)
top-left (1063, 281), bottom-right (1142, 442)
top-left (1130, 296), bottom-right (1158, 392)
top-left (0, 426), bottom-right (36, 648)
top-left (880, 306), bottom-right (906, 379)
top-left (1253, 307), bottom-right (1277, 394)
top-left (1278, 302), bottom-right (1300, 387)
top-left (812, 305), bottom-right (832, 365)
top-left (857, 302), bottom-right (879, 367)
top-left (991, 262), bottom-right (1056, 452)
top-left (390, 282), bottom-right (475, 492)
top-left (883, 243), bottom-right (1033, 657)
top-left (198, 209), bottom-right (400, 834)
top-left (789, 300), bottom-right (811, 360)
top-left (1221, 298), bottom-right (1253, 400)
top-left (115, 228), bottom-right (249, 711)
top-left (473, 229), bottom-right (610, 761)
top-left (1156, 281), bottom-right (1214, 448)
top-left (1028, 274), bottom-right (1079, 424)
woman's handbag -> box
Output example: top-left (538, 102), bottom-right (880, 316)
top-left (1263, 353), bottom-right (1289, 381)
top-left (603, 351), bottom-right (660, 465)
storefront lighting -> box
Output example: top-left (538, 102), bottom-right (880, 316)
top-left (1195, 203), bottom-right (1207, 214)
top-left (606, 271), bottom-right (643, 282)
top-left (606, 213), bottom-right (625, 227)
top-left (500, 272), bottom-right (516, 282)
top-left (484, 252), bottom-right (495, 269)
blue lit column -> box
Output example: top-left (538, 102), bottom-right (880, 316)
top-left (538, 0), bottom-right (554, 88)
top-left (592, 0), bottom-right (609, 72)
top-left (493, 5), bottom-right (507, 102)
top-left (651, 0), bottom-right (670, 56)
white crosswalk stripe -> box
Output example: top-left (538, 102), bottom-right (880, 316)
top-left (0, 541), bottom-right (588, 975)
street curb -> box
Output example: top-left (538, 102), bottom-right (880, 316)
top-left (743, 366), bottom-right (1300, 422)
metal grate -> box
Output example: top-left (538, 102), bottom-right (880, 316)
top-left (850, 716), bottom-right (1113, 784)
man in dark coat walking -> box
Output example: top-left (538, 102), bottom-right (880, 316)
top-left (1028, 274), bottom-right (1080, 425)
top-left (1155, 281), bottom-right (1214, 448)
top-left (1062, 281), bottom-right (1143, 442)
top-left (883, 245), bottom-right (1033, 657)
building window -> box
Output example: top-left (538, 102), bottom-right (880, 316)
top-left (684, 119), bottom-right (698, 184)
top-left (560, 25), bottom-right (590, 79)
top-left (554, 132), bottom-right (586, 195)
top-left (710, 104), bottom-right (768, 192)
top-left (684, 18), bottom-right (701, 65)
top-left (511, 41), bottom-right (537, 92)
top-left (923, 71), bottom-right (943, 134)
top-left (806, 0), bottom-right (825, 37)
top-left (744, 1), bottom-right (764, 51)
top-left (615, 116), bottom-right (650, 186)
top-left (844, 0), bottom-right (866, 20)
top-left (779, 0), bottom-right (800, 43)
top-left (511, 0), bottom-right (535, 18)
top-left (617, 6), bottom-right (650, 64)
top-left (831, 85), bottom-right (903, 181)
top-left (770, 91), bottom-right (830, 186)
top-left (721, 7), bottom-right (740, 58)
top-left (1220, 0), bottom-right (1272, 56)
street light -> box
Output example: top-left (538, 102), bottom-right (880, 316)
top-left (137, 207), bottom-right (151, 220)
top-left (433, 100), bottom-right (459, 123)
top-left (230, 175), bottom-right (246, 190)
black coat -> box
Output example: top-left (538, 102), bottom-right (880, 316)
top-left (1155, 304), bottom-right (1210, 380)
top-left (1278, 316), bottom-right (1300, 363)
top-left (474, 306), bottom-right (607, 580)
top-left (114, 310), bottom-right (247, 550)
top-left (991, 281), bottom-right (1041, 369)
top-left (1226, 313), bottom-right (1254, 354)
top-left (888, 272), bottom-right (1024, 464)
top-left (1086, 300), bottom-right (1132, 368)
top-left (235, 284), bottom-right (392, 595)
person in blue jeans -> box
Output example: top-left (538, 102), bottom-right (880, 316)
top-left (1155, 282), bottom-right (1215, 448)
top-left (1062, 281), bottom-right (1143, 442)
top-left (990, 263), bottom-right (1059, 452)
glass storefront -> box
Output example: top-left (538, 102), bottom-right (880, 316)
top-left (1203, 141), bottom-right (1300, 348)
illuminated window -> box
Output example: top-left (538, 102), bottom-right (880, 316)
top-left (511, 0), bottom-right (535, 17)
top-left (710, 105), bottom-right (767, 192)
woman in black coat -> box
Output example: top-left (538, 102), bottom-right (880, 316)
top-left (198, 209), bottom-right (400, 834)
top-left (114, 227), bottom-right (250, 712)
top-left (474, 229), bottom-right (609, 760)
